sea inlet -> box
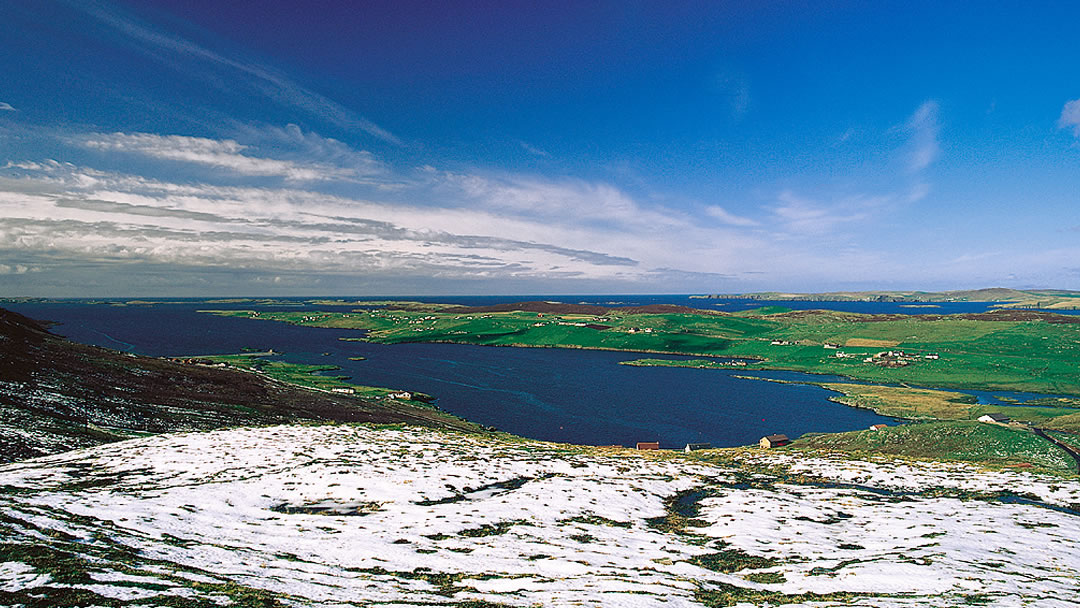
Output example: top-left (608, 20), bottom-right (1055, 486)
top-left (10, 299), bottom-right (896, 448)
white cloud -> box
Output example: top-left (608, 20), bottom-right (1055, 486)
top-left (0, 162), bottom-right (645, 281)
top-left (78, 131), bottom-right (364, 182)
top-left (0, 153), bottom-right (781, 289)
top-left (0, 102), bottom-right (15, 112)
top-left (1059, 98), bottom-right (1080, 136)
top-left (904, 100), bottom-right (940, 172)
top-left (0, 263), bottom-right (34, 274)
top-left (704, 205), bottom-right (758, 226)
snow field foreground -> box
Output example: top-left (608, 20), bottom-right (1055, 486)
top-left (0, 424), bottom-right (1078, 607)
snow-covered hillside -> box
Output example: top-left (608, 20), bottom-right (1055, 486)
top-left (1, 424), bottom-right (1078, 607)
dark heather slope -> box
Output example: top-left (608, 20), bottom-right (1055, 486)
top-left (0, 307), bottom-right (478, 462)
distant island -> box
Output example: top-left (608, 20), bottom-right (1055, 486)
top-left (691, 287), bottom-right (1080, 309)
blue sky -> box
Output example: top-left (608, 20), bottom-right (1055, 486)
top-left (1, 1), bottom-right (1079, 296)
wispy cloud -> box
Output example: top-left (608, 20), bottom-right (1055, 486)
top-left (906, 181), bottom-right (930, 202)
top-left (0, 156), bottom-right (651, 283)
top-left (1059, 98), bottom-right (1080, 137)
top-left (76, 130), bottom-right (382, 182)
top-left (518, 141), bottom-right (550, 157)
top-left (75, 3), bottom-right (399, 144)
top-left (770, 190), bottom-right (889, 235)
top-left (759, 103), bottom-right (941, 241)
top-left (0, 102), bottom-right (15, 112)
top-left (438, 171), bottom-right (674, 228)
top-left (235, 124), bottom-right (384, 170)
top-left (904, 100), bottom-right (940, 172)
top-left (704, 205), bottom-right (758, 227)
top-left (0, 135), bottom-right (785, 293)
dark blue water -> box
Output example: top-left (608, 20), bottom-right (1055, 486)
top-left (5, 300), bottom-right (908, 448)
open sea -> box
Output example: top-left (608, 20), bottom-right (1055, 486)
top-left (6, 296), bottom-right (1066, 448)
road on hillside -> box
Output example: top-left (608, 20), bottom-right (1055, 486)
top-left (1033, 427), bottom-right (1080, 474)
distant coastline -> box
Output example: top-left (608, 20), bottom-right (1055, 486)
top-left (691, 287), bottom-right (1080, 309)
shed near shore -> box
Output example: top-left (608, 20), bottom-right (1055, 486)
top-left (636, 442), bottom-right (660, 450)
top-left (759, 434), bottom-right (790, 449)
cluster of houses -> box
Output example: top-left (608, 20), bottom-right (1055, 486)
top-left (863, 350), bottom-right (941, 367)
top-left (329, 388), bottom-right (417, 400)
top-left (168, 357), bottom-right (228, 368)
top-left (830, 349), bottom-right (942, 367)
top-left (770, 339), bottom-right (945, 368)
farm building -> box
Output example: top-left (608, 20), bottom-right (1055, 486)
top-left (759, 434), bottom-right (790, 448)
top-left (636, 442), bottom-right (660, 450)
top-left (683, 443), bottom-right (711, 452)
top-left (978, 413), bottom-right (1011, 424)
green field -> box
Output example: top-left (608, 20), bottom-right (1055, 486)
top-left (205, 305), bottom-right (1080, 396)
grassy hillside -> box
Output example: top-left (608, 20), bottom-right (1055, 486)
top-left (794, 421), bottom-right (1076, 472)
